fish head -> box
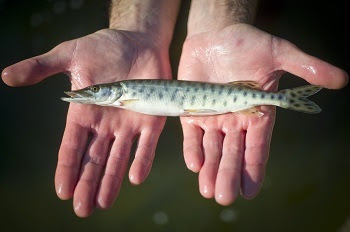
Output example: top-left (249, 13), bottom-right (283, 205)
top-left (61, 82), bottom-right (123, 105)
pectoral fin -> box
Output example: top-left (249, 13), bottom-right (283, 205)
top-left (119, 99), bottom-right (139, 106)
top-left (227, 80), bottom-right (260, 89)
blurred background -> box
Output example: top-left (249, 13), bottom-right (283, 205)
top-left (0, 0), bottom-right (349, 231)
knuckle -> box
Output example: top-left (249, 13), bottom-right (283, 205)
top-left (58, 145), bottom-right (82, 167)
top-left (104, 173), bottom-right (122, 186)
top-left (183, 145), bottom-right (202, 155)
top-left (218, 166), bottom-right (241, 175)
top-left (244, 159), bottom-right (266, 169)
top-left (109, 153), bottom-right (128, 164)
top-left (88, 155), bottom-right (105, 166)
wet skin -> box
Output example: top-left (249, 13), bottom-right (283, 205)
top-left (1, 23), bottom-right (348, 217)
top-left (178, 23), bottom-right (348, 205)
top-left (2, 29), bottom-right (172, 217)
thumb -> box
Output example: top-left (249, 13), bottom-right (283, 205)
top-left (275, 39), bottom-right (348, 89)
top-left (1, 41), bottom-right (74, 87)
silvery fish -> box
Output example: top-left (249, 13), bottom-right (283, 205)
top-left (61, 80), bottom-right (322, 116)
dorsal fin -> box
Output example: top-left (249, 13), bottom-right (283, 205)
top-left (227, 80), bottom-right (260, 89)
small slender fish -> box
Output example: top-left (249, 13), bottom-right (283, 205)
top-left (61, 80), bottom-right (322, 116)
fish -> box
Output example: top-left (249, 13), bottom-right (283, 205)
top-left (61, 80), bottom-right (322, 116)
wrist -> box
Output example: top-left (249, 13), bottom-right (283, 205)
top-left (109, 0), bottom-right (180, 48)
top-left (187, 0), bottom-right (258, 36)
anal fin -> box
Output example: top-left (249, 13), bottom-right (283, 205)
top-left (183, 109), bottom-right (217, 115)
top-left (235, 107), bottom-right (264, 117)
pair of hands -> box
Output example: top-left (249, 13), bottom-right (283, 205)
top-left (2, 24), bottom-right (347, 217)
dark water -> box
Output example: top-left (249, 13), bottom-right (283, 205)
top-left (0, 0), bottom-right (349, 231)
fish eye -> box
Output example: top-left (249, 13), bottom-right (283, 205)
top-left (91, 86), bottom-right (99, 92)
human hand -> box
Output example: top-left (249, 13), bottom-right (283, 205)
top-left (2, 0), bottom-right (180, 217)
top-left (178, 21), bottom-right (348, 205)
top-left (1, 29), bottom-right (172, 216)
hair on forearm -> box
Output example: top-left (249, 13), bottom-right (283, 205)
top-left (224, 0), bottom-right (259, 24)
top-left (108, 0), bottom-right (180, 46)
top-left (108, 0), bottom-right (128, 28)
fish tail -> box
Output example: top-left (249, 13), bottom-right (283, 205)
top-left (278, 85), bottom-right (322, 114)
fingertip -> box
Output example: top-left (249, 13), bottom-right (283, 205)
top-left (215, 192), bottom-right (236, 206)
top-left (241, 186), bottom-right (259, 200)
top-left (73, 188), bottom-right (95, 218)
top-left (1, 59), bottom-right (43, 86)
top-left (315, 65), bottom-right (349, 89)
top-left (129, 166), bottom-right (150, 185)
top-left (1, 67), bottom-right (8, 79)
top-left (55, 183), bottom-right (73, 200)
top-left (128, 129), bottom-right (159, 186)
top-left (1, 66), bottom-right (15, 86)
top-left (186, 160), bottom-right (202, 173)
top-left (277, 39), bottom-right (349, 89)
top-left (129, 153), bottom-right (154, 186)
top-left (95, 182), bottom-right (115, 210)
top-left (214, 171), bottom-right (240, 206)
top-left (128, 158), bottom-right (152, 185)
top-left (330, 68), bottom-right (349, 89)
top-left (1, 43), bottom-right (70, 87)
top-left (54, 171), bottom-right (75, 200)
top-left (241, 192), bottom-right (258, 200)
top-left (199, 184), bottom-right (214, 199)
top-left (181, 119), bottom-right (204, 173)
top-left (129, 172), bottom-right (144, 186)
top-left (240, 174), bottom-right (262, 200)
top-left (73, 201), bottom-right (94, 218)
top-left (198, 169), bottom-right (216, 199)
top-left (96, 196), bottom-right (113, 210)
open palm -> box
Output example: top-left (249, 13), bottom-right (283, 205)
top-left (178, 23), bottom-right (348, 205)
top-left (2, 29), bottom-right (171, 217)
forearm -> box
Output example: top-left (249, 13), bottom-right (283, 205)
top-left (109, 0), bottom-right (181, 47)
top-left (188, 0), bottom-right (258, 35)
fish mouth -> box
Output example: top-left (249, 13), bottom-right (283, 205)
top-left (61, 91), bottom-right (94, 104)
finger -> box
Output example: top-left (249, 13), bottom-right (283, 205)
top-left (1, 41), bottom-right (73, 86)
top-left (198, 130), bottom-right (224, 199)
top-left (73, 135), bottom-right (111, 218)
top-left (96, 132), bottom-right (132, 209)
top-left (180, 118), bottom-right (204, 173)
top-left (128, 128), bottom-right (161, 185)
top-left (241, 114), bottom-right (275, 199)
top-left (215, 129), bottom-right (244, 205)
top-left (55, 119), bottom-right (89, 200)
top-left (275, 39), bottom-right (348, 89)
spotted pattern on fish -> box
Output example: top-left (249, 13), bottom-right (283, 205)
top-left (62, 80), bottom-right (322, 116)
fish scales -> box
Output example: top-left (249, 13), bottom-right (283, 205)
top-left (120, 80), bottom-right (281, 116)
top-left (62, 80), bottom-right (322, 116)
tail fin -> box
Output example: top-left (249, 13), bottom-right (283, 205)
top-left (278, 85), bottom-right (322, 114)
